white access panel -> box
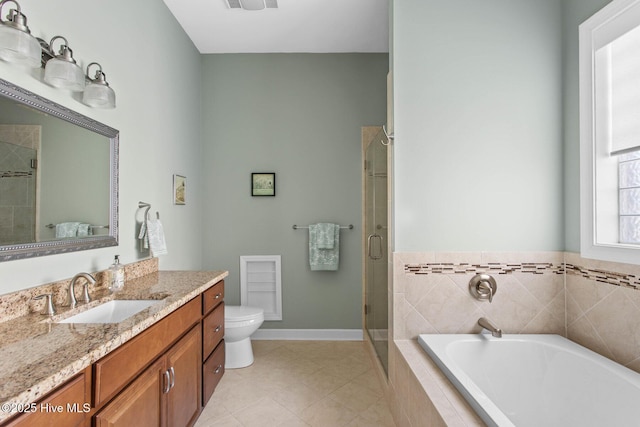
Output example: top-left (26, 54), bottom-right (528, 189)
top-left (240, 255), bottom-right (282, 321)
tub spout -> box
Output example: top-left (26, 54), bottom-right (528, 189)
top-left (478, 317), bottom-right (502, 338)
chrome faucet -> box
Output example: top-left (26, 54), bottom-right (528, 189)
top-left (478, 317), bottom-right (502, 338)
top-left (67, 273), bottom-right (96, 308)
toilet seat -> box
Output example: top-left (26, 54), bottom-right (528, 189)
top-left (225, 306), bottom-right (263, 322)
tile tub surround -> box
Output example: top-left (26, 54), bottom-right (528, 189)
top-left (394, 252), bottom-right (566, 340)
top-left (389, 340), bottom-right (483, 427)
top-left (390, 251), bottom-right (640, 426)
top-left (0, 268), bottom-right (228, 422)
top-left (565, 252), bottom-right (640, 372)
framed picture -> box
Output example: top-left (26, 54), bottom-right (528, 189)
top-left (173, 174), bottom-right (186, 205)
top-left (252, 172), bottom-right (276, 196)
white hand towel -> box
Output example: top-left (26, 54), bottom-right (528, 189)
top-left (138, 219), bottom-right (148, 249)
top-left (146, 216), bottom-right (168, 256)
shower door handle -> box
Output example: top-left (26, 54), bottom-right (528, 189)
top-left (367, 234), bottom-right (383, 260)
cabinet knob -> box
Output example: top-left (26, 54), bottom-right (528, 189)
top-left (214, 325), bottom-right (221, 333)
top-left (214, 365), bottom-right (222, 374)
top-left (214, 293), bottom-right (222, 299)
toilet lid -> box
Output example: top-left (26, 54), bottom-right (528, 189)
top-left (225, 305), bottom-right (264, 321)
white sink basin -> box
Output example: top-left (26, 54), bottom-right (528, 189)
top-left (58, 300), bottom-right (158, 324)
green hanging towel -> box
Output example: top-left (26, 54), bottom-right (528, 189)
top-left (309, 223), bottom-right (340, 271)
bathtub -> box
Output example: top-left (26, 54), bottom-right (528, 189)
top-left (418, 334), bottom-right (640, 427)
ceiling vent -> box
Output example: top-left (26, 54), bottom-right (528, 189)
top-left (226, 0), bottom-right (278, 10)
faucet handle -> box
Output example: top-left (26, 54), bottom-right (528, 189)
top-left (81, 282), bottom-right (91, 304)
top-left (469, 274), bottom-right (497, 303)
top-left (33, 293), bottom-right (56, 316)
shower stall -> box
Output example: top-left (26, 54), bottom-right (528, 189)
top-left (363, 127), bottom-right (389, 374)
top-left (0, 125), bottom-right (40, 245)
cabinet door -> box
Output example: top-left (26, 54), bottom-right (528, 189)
top-left (3, 372), bottom-right (88, 427)
top-left (94, 359), bottom-right (164, 427)
top-left (166, 326), bottom-right (201, 427)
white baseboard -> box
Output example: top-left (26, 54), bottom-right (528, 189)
top-left (252, 329), bottom-right (363, 341)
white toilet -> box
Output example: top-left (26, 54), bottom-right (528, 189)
top-left (224, 305), bottom-right (264, 369)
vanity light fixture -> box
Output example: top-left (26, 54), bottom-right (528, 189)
top-left (82, 62), bottom-right (115, 109)
top-left (43, 36), bottom-right (85, 92)
top-left (0, 0), bottom-right (41, 68)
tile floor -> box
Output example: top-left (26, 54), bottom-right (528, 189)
top-left (194, 340), bottom-right (396, 427)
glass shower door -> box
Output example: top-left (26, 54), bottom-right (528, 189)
top-left (364, 129), bottom-right (388, 374)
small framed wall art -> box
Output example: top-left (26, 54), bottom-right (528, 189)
top-left (173, 174), bottom-right (186, 205)
top-left (251, 172), bottom-right (276, 196)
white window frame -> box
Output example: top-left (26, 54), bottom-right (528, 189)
top-left (580, 0), bottom-right (640, 264)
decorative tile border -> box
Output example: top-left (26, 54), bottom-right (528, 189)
top-left (404, 262), bottom-right (564, 275)
top-left (404, 260), bottom-right (640, 291)
top-left (565, 263), bottom-right (640, 290)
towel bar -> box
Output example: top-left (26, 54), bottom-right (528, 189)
top-left (292, 224), bottom-right (354, 230)
top-left (46, 224), bottom-right (109, 229)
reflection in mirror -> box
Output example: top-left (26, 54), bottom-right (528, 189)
top-left (0, 78), bottom-right (118, 261)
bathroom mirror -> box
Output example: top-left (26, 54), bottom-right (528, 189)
top-left (0, 78), bottom-right (118, 261)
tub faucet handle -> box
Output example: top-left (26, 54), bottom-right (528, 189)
top-left (469, 274), bottom-right (497, 303)
top-left (478, 280), bottom-right (494, 303)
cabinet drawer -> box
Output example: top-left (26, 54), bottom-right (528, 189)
top-left (202, 302), bottom-right (224, 359)
top-left (202, 341), bottom-right (225, 406)
top-left (202, 280), bottom-right (224, 315)
top-left (4, 371), bottom-right (88, 427)
top-left (93, 297), bottom-right (200, 407)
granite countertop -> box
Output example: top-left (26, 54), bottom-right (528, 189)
top-left (0, 269), bottom-right (228, 422)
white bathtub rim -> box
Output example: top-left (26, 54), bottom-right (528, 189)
top-left (419, 334), bottom-right (511, 427)
top-left (418, 333), bottom-right (640, 427)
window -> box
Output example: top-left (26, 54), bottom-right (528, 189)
top-left (619, 151), bottom-right (640, 244)
top-left (580, 0), bottom-right (640, 264)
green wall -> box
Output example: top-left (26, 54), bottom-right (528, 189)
top-left (200, 54), bottom-right (388, 329)
top-left (0, 0), bottom-right (204, 293)
top-left (393, 0), bottom-right (565, 252)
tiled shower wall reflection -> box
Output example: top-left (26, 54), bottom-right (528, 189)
top-left (393, 251), bottom-right (640, 373)
top-left (0, 125), bottom-right (40, 245)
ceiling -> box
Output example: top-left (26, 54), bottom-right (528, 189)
top-left (162, 0), bottom-right (389, 54)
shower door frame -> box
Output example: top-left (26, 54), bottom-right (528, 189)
top-left (362, 126), bottom-right (390, 376)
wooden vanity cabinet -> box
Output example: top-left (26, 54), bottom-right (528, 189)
top-left (1, 278), bottom-right (226, 427)
top-left (165, 325), bottom-right (201, 427)
top-left (201, 280), bottom-right (225, 406)
top-left (94, 326), bottom-right (201, 427)
top-left (93, 297), bottom-right (201, 407)
top-left (94, 279), bottom-right (225, 427)
top-left (2, 368), bottom-right (90, 427)
top-left (93, 358), bottom-right (164, 427)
